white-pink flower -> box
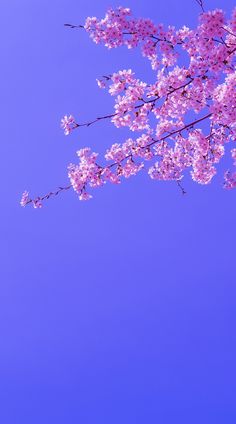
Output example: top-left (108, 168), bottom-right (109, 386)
top-left (20, 191), bottom-right (30, 207)
top-left (79, 192), bottom-right (93, 201)
top-left (96, 79), bottom-right (106, 89)
top-left (61, 115), bottom-right (76, 135)
top-left (32, 198), bottom-right (43, 209)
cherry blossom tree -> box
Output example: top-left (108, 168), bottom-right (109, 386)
top-left (21, 3), bottom-right (236, 208)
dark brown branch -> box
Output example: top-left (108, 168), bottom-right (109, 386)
top-left (26, 113), bottom-right (211, 206)
top-left (177, 180), bottom-right (187, 195)
top-left (64, 23), bottom-right (84, 29)
top-left (221, 26), bottom-right (236, 38)
top-left (195, 0), bottom-right (205, 12)
top-left (72, 77), bottom-right (195, 130)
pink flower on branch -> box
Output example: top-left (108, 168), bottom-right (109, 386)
top-left (96, 79), bottom-right (106, 89)
top-left (21, 5), bottom-right (236, 208)
top-left (224, 171), bottom-right (236, 189)
top-left (20, 191), bottom-right (30, 207)
top-left (60, 115), bottom-right (77, 135)
top-left (32, 198), bottom-right (43, 209)
top-left (232, 148), bottom-right (236, 165)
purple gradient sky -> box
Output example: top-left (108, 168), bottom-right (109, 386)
top-left (1, 0), bottom-right (236, 422)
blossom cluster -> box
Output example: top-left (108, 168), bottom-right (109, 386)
top-left (61, 115), bottom-right (77, 135)
top-left (21, 5), bottom-right (236, 208)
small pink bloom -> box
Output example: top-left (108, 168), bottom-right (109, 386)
top-left (224, 171), bottom-right (236, 189)
top-left (79, 192), bottom-right (92, 200)
top-left (61, 115), bottom-right (76, 135)
top-left (96, 79), bottom-right (106, 89)
top-left (32, 198), bottom-right (43, 209)
top-left (20, 191), bottom-right (30, 207)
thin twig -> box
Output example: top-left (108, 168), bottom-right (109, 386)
top-left (27, 113), bottom-right (211, 206)
top-left (195, 0), bottom-right (205, 12)
top-left (177, 180), bottom-right (187, 195)
top-left (64, 23), bottom-right (84, 29)
top-left (72, 77), bottom-right (195, 130)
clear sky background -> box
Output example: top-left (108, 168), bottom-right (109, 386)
top-left (1, 0), bottom-right (236, 422)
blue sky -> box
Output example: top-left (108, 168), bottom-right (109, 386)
top-left (1, 0), bottom-right (236, 422)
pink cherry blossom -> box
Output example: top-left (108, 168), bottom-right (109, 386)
top-left (61, 115), bottom-right (76, 135)
top-left (21, 5), bottom-right (236, 208)
top-left (32, 198), bottom-right (43, 209)
top-left (231, 148), bottom-right (236, 165)
top-left (20, 191), bottom-right (30, 207)
top-left (79, 192), bottom-right (93, 201)
top-left (96, 79), bottom-right (106, 89)
top-left (224, 171), bottom-right (236, 189)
